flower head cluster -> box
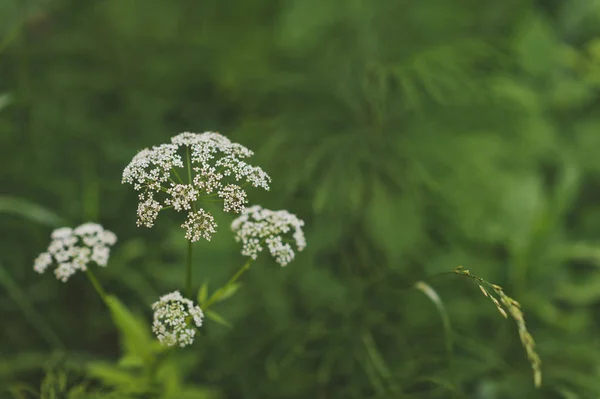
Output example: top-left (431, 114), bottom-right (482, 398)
top-left (152, 291), bottom-right (204, 347)
top-left (34, 223), bottom-right (117, 282)
top-left (122, 132), bottom-right (271, 241)
top-left (183, 209), bottom-right (217, 242)
top-left (231, 205), bottom-right (306, 266)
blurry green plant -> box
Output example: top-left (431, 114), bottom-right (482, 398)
top-left (13, 128), bottom-right (543, 399)
top-left (4, 0), bottom-right (600, 397)
top-left (24, 131), bottom-right (307, 398)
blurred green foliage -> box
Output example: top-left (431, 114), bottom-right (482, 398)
top-left (2, 0), bottom-right (600, 398)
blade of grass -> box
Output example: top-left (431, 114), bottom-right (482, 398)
top-left (0, 263), bottom-right (64, 350)
top-left (414, 281), bottom-right (454, 363)
top-left (362, 332), bottom-right (402, 393)
top-left (0, 196), bottom-right (64, 227)
top-left (357, 349), bottom-right (386, 395)
top-left (0, 93), bottom-right (11, 112)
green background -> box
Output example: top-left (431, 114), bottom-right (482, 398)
top-left (1, 0), bottom-right (600, 398)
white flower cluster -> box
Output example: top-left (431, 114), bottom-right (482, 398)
top-left (231, 205), bottom-right (306, 266)
top-left (182, 209), bottom-right (217, 242)
top-left (151, 291), bottom-right (204, 347)
top-left (122, 132), bottom-right (271, 241)
top-left (34, 223), bottom-right (117, 282)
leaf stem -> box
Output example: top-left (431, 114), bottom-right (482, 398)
top-left (86, 268), bottom-right (107, 303)
top-left (204, 259), bottom-right (252, 308)
top-left (185, 146), bottom-right (195, 298)
top-left (186, 240), bottom-right (193, 298)
top-left (414, 281), bottom-right (453, 364)
top-left (0, 263), bottom-right (64, 350)
top-left (186, 146), bottom-right (192, 184)
top-left (172, 167), bottom-right (185, 184)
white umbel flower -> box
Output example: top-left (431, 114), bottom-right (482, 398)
top-left (231, 205), bottom-right (306, 266)
top-left (182, 209), bottom-right (217, 242)
top-left (122, 144), bottom-right (183, 191)
top-left (165, 183), bottom-right (199, 212)
top-left (122, 131), bottom-right (271, 240)
top-left (152, 291), bottom-right (204, 348)
top-left (218, 184), bottom-right (247, 213)
top-left (34, 223), bottom-right (117, 282)
top-left (137, 192), bottom-right (162, 228)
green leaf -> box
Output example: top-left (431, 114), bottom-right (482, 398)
top-left (5, 384), bottom-right (39, 399)
top-left (155, 362), bottom-right (182, 397)
top-left (514, 14), bottom-right (559, 77)
top-left (0, 264), bottom-right (64, 350)
top-left (556, 274), bottom-right (600, 306)
top-left (0, 196), bottom-right (65, 227)
top-left (67, 384), bottom-right (89, 399)
top-left (118, 354), bottom-right (144, 369)
top-left (164, 387), bottom-right (222, 399)
top-left (551, 164), bottom-right (581, 221)
top-left (85, 362), bottom-right (146, 392)
top-left (0, 93), bottom-right (11, 112)
top-left (212, 283), bottom-right (241, 304)
top-left (497, 173), bottom-right (545, 247)
top-left (366, 181), bottom-right (422, 263)
top-left (205, 310), bottom-right (232, 328)
top-left (105, 295), bottom-right (161, 360)
top-left (198, 282), bottom-right (209, 305)
top-left (414, 281), bottom-right (453, 361)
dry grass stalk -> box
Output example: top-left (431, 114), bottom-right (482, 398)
top-left (453, 266), bottom-right (542, 388)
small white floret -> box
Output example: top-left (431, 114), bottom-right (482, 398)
top-left (231, 205), bottom-right (305, 266)
top-left (152, 291), bottom-right (204, 347)
top-left (33, 223), bottom-right (117, 282)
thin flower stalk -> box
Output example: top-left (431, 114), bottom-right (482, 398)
top-left (203, 259), bottom-right (252, 309)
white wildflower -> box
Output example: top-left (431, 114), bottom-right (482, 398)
top-left (100, 230), bottom-right (118, 246)
top-left (34, 223), bottom-right (117, 282)
top-left (53, 248), bottom-right (71, 263)
top-left (244, 166), bottom-right (271, 190)
top-left (171, 132), bottom-right (204, 146)
top-left (152, 291), bottom-right (204, 348)
top-left (218, 184), bottom-right (247, 213)
top-left (51, 227), bottom-right (73, 240)
top-left (74, 222), bottom-right (104, 237)
top-left (265, 236), bottom-right (295, 266)
top-left (122, 144), bottom-right (183, 191)
top-left (55, 262), bottom-right (76, 282)
top-left (91, 246), bottom-right (110, 266)
top-left (137, 193), bottom-right (162, 228)
top-left (71, 256), bottom-right (88, 271)
top-left (165, 184), bottom-right (199, 211)
top-left (231, 205), bottom-right (306, 266)
top-left (240, 237), bottom-right (262, 259)
top-left (182, 209), bottom-right (217, 242)
top-left (34, 252), bottom-right (52, 274)
top-left (122, 131), bottom-right (271, 241)
top-left (193, 166), bottom-right (223, 194)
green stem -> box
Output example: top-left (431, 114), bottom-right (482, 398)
top-left (185, 146), bottom-right (195, 298)
top-left (413, 281), bottom-right (453, 364)
top-left (204, 259), bottom-right (252, 308)
top-left (0, 263), bottom-right (64, 350)
top-left (186, 240), bottom-right (193, 298)
top-left (172, 167), bottom-right (185, 184)
top-left (86, 269), bottom-right (107, 303)
top-left (186, 146), bottom-right (192, 184)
